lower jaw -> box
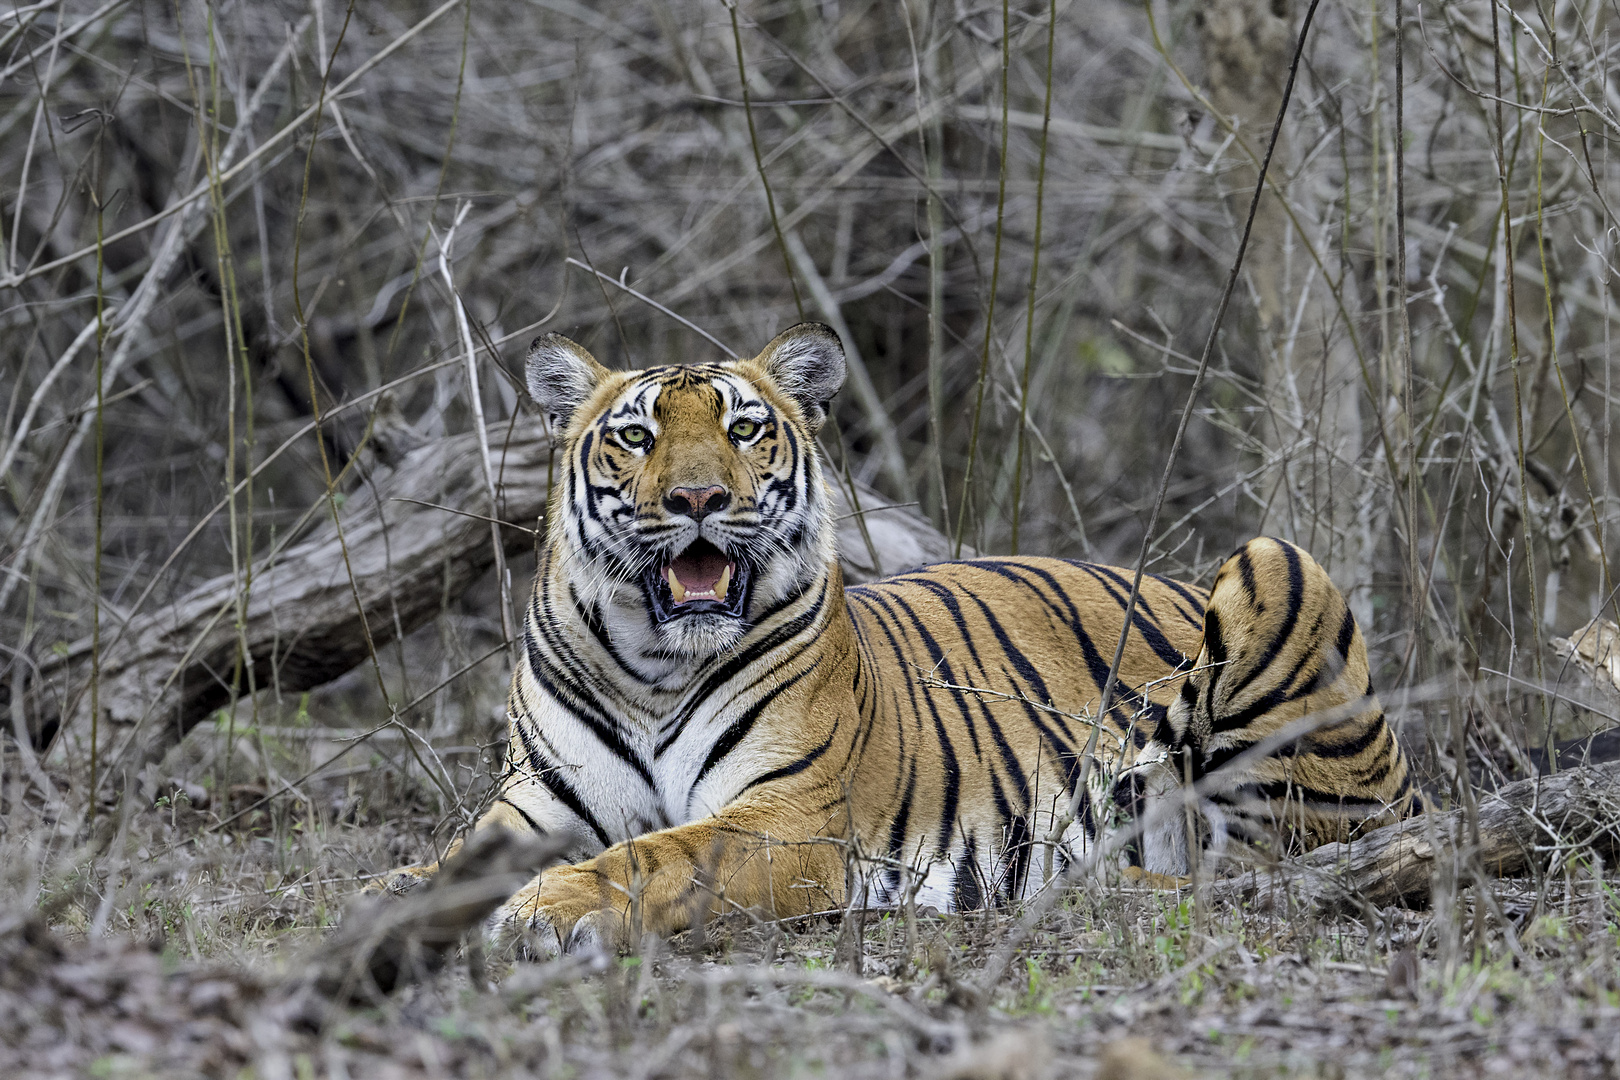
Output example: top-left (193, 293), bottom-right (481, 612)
top-left (647, 612), bottom-right (750, 657)
top-left (648, 605), bottom-right (746, 633)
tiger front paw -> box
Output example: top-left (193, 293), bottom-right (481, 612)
top-left (486, 867), bottom-right (625, 959)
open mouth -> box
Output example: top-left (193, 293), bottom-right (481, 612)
top-left (643, 538), bottom-right (752, 623)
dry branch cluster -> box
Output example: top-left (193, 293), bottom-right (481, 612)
top-left (0, 0), bottom-right (1616, 766)
top-left (13, 421), bottom-right (952, 778)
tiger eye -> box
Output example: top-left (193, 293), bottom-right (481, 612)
top-left (619, 425), bottom-right (650, 447)
top-left (729, 418), bottom-right (760, 441)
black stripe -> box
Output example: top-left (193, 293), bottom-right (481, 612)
top-left (1208, 633), bottom-right (1324, 736)
top-left (1227, 542), bottom-right (1305, 700)
top-left (953, 836), bottom-right (984, 911)
top-left (921, 577), bottom-right (1053, 704)
top-left (926, 566), bottom-right (1127, 786)
top-left (883, 760), bottom-right (919, 895)
top-left (965, 560), bottom-right (1141, 724)
top-left (1309, 714), bottom-right (1386, 759)
top-left (1236, 546), bottom-right (1259, 604)
top-left (883, 589), bottom-right (984, 759)
top-left (569, 583), bottom-right (654, 686)
top-left (1355, 746), bottom-right (1394, 789)
top-left (739, 724), bottom-right (839, 796)
top-left (855, 589), bottom-right (962, 858)
top-left (692, 666), bottom-right (814, 791)
top-left (1079, 784), bottom-right (1098, 840)
top-left (496, 797), bottom-right (548, 837)
top-left (523, 641), bottom-right (656, 788)
top-left (1200, 608), bottom-right (1226, 722)
top-left (1202, 739), bottom-right (1257, 774)
top-left (656, 576), bottom-right (827, 754)
top-left (531, 572), bottom-right (641, 715)
top-left (1069, 562), bottom-right (1191, 670)
top-left (1149, 703), bottom-right (1179, 749)
top-left (904, 576), bottom-right (1053, 802)
top-left (998, 809), bottom-right (1033, 902)
top-left (1247, 779), bottom-right (1387, 808)
top-left (1149, 572), bottom-right (1211, 625)
top-left (1334, 604), bottom-right (1357, 659)
top-left (511, 717), bottom-right (612, 848)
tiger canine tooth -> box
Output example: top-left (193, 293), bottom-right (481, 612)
top-left (716, 563), bottom-right (732, 602)
top-left (666, 567), bottom-right (686, 603)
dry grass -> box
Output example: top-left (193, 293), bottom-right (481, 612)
top-left (6, 743), bottom-right (1620, 1078)
top-left (3, 0), bottom-right (1620, 1075)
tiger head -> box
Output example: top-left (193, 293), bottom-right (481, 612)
top-left (525, 323), bottom-right (847, 661)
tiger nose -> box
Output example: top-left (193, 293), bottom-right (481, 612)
top-left (664, 485), bottom-right (730, 520)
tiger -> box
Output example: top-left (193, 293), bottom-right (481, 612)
top-left (387, 321), bottom-right (1418, 955)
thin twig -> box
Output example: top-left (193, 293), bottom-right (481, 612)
top-left (437, 202), bottom-right (515, 653)
top-left (563, 258), bottom-right (737, 359)
top-left (1008, 0), bottom-right (1057, 554)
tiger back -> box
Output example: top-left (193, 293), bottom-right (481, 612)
top-left (390, 323), bottom-right (1417, 954)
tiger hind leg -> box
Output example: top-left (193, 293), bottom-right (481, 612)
top-left (1168, 537), bottom-right (1419, 858)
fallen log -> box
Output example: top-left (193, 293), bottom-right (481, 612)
top-left (1218, 760), bottom-right (1620, 913)
top-left (13, 424), bottom-right (957, 769)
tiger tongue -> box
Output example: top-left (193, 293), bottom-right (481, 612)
top-left (666, 546), bottom-right (732, 603)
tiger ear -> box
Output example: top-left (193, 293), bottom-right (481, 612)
top-left (526, 333), bottom-right (610, 428)
top-left (754, 322), bottom-right (846, 432)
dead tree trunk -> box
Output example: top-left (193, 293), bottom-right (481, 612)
top-left (12, 425), bottom-right (959, 772)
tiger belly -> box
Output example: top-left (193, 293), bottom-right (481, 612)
top-left (844, 557), bottom-right (1209, 908)
top-left (842, 543), bottom-right (1416, 906)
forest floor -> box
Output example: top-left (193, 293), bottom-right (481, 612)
top-left (4, 736), bottom-right (1619, 1080)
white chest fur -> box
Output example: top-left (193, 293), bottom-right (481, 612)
top-left (502, 673), bottom-right (778, 856)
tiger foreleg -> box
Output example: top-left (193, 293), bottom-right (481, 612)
top-left (1120, 866), bottom-right (1192, 889)
top-left (486, 802), bottom-right (849, 956)
top-left (368, 841), bottom-right (459, 899)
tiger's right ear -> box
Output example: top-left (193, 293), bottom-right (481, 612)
top-left (526, 333), bottom-right (610, 428)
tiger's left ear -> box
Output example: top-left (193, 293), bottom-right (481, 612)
top-left (755, 322), bottom-right (846, 432)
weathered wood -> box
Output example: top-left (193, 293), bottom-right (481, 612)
top-left (14, 425), bottom-right (957, 767)
top-left (1218, 761), bottom-right (1620, 913)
